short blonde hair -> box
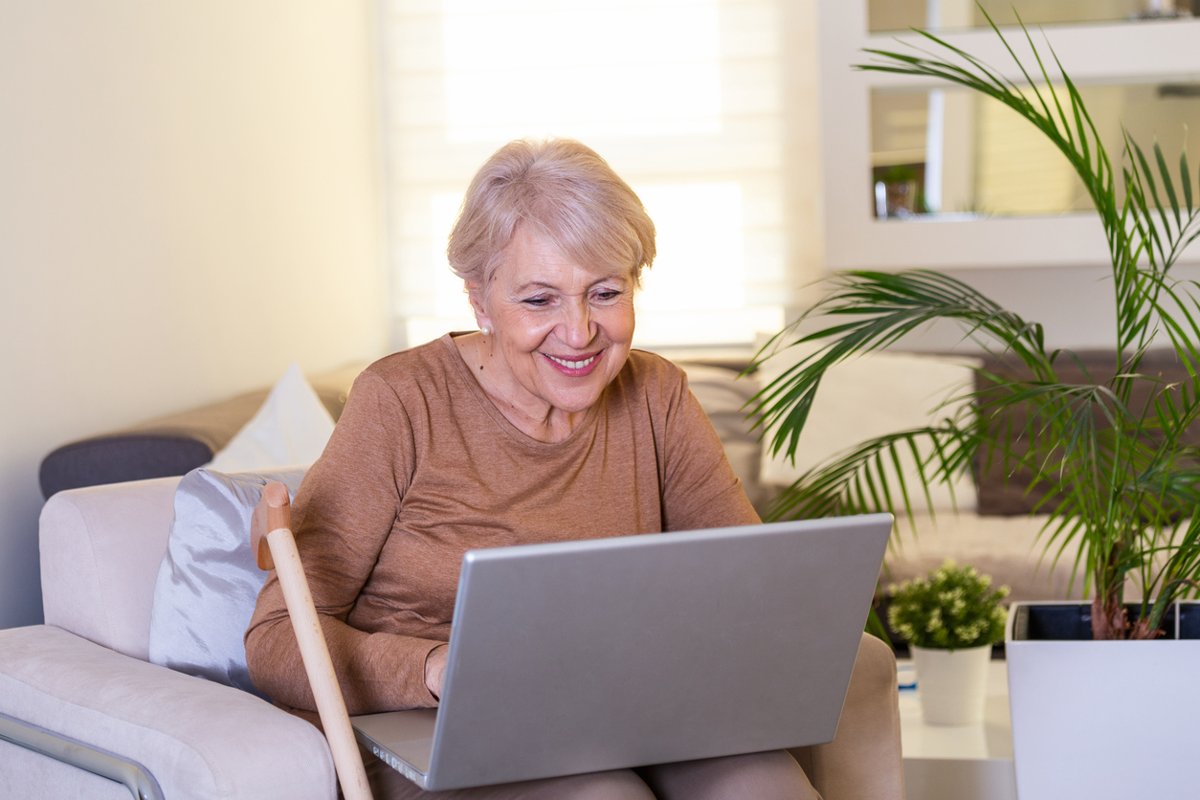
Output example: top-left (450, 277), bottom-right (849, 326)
top-left (447, 139), bottom-right (656, 289)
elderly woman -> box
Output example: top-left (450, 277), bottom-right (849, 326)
top-left (245, 139), bottom-right (901, 799)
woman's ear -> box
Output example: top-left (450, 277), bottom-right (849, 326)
top-left (466, 282), bottom-right (492, 333)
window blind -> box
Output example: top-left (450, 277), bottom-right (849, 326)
top-left (379, 0), bottom-right (811, 348)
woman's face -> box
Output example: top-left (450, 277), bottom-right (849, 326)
top-left (470, 227), bottom-right (636, 426)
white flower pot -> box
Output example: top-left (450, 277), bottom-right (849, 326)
top-left (910, 643), bottom-right (991, 725)
top-left (1006, 601), bottom-right (1200, 800)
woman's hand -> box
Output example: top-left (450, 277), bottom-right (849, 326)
top-left (425, 643), bottom-right (449, 700)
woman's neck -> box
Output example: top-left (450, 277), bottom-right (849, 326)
top-left (452, 332), bottom-right (584, 443)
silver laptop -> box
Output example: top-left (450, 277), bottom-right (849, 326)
top-left (351, 513), bottom-right (891, 791)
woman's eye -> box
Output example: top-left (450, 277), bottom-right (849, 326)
top-left (522, 296), bottom-right (551, 307)
top-left (593, 289), bottom-right (623, 303)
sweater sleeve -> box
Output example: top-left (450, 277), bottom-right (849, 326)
top-left (244, 370), bottom-right (444, 714)
top-left (658, 366), bottom-right (761, 532)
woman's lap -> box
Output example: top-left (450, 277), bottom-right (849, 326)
top-left (364, 757), bottom-right (653, 799)
top-left (637, 750), bottom-right (819, 800)
top-left (364, 749), bottom-right (819, 799)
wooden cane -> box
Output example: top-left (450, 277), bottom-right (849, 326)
top-left (252, 481), bottom-right (373, 800)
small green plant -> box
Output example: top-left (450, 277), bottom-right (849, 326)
top-left (887, 561), bottom-right (1010, 650)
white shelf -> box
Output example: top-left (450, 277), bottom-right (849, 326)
top-left (816, 1), bottom-right (1200, 272)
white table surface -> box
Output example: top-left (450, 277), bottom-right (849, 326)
top-left (897, 658), bottom-right (1017, 800)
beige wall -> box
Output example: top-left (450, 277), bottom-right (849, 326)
top-left (0, 2), bottom-right (388, 627)
top-left (3, 1), bottom-right (1177, 631)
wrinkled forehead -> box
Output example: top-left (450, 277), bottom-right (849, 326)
top-left (478, 226), bottom-right (632, 294)
top-left (480, 221), bottom-right (639, 292)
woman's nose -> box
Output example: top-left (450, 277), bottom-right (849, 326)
top-left (561, 299), bottom-right (593, 348)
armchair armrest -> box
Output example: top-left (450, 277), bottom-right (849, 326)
top-left (0, 625), bottom-right (335, 800)
top-left (0, 710), bottom-right (163, 799)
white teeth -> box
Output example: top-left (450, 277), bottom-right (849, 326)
top-left (547, 354), bottom-right (597, 370)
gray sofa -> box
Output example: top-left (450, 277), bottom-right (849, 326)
top-left (42, 348), bottom-right (1173, 604)
top-left (33, 357), bottom-right (774, 511)
top-left (37, 363), bottom-right (364, 499)
top-left (32, 354), bottom-right (1080, 604)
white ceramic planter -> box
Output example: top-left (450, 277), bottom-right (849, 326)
top-left (1006, 601), bottom-right (1200, 800)
top-left (910, 644), bottom-right (991, 725)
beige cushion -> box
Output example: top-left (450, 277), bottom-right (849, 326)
top-left (755, 342), bottom-right (980, 512)
top-left (207, 364), bottom-right (335, 472)
top-left (883, 512), bottom-right (1085, 604)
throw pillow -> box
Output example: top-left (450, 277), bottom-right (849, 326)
top-left (755, 339), bottom-right (980, 512)
top-left (148, 467), bottom-right (305, 696)
top-left (206, 363), bottom-right (335, 472)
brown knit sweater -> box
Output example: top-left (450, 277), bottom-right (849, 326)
top-left (244, 334), bottom-right (758, 715)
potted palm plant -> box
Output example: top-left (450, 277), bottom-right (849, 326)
top-left (752, 6), bottom-right (1200, 797)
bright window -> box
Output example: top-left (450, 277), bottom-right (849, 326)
top-left (380, 0), bottom-right (799, 348)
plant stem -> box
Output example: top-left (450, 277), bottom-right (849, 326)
top-left (1092, 545), bottom-right (1129, 639)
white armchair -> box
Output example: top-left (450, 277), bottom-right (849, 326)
top-left (0, 477), bottom-right (335, 799)
top-left (1, 469), bottom-right (905, 800)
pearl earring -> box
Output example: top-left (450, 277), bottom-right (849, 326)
top-left (480, 325), bottom-right (492, 336)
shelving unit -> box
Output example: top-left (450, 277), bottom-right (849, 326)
top-left (817, 1), bottom-right (1200, 272)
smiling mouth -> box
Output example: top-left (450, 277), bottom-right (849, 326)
top-left (543, 351), bottom-right (602, 373)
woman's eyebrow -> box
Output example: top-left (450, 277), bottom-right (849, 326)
top-left (513, 274), bottom-right (629, 294)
